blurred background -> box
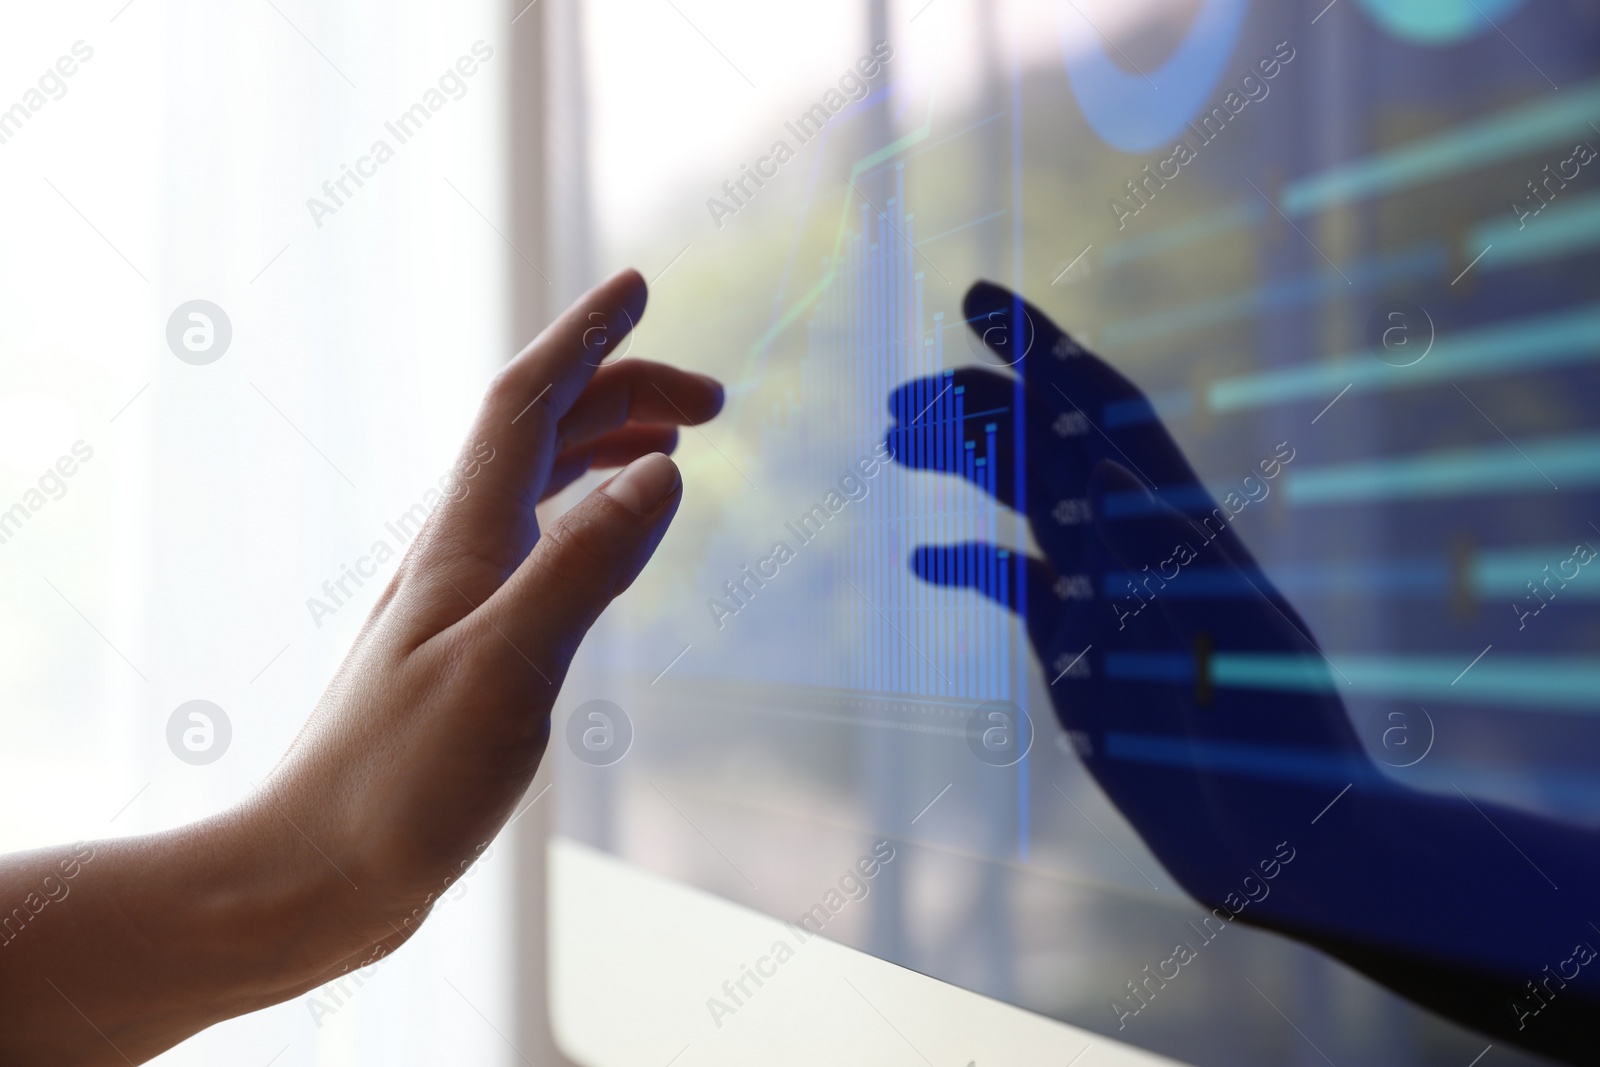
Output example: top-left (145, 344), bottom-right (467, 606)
top-left (2, 0), bottom-right (1597, 1064)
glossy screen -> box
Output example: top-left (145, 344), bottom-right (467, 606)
top-left (561, 3), bottom-right (1600, 1063)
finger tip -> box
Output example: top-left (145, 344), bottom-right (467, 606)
top-left (696, 373), bottom-right (726, 417)
top-left (601, 450), bottom-right (680, 516)
top-left (609, 267), bottom-right (649, 317)
top-left (962, 278), bottom-right (1011, 319)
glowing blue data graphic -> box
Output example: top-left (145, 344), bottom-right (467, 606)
top-left (808, 181), bottom-right (1021, 701)
top-left (1282, 80), bottom-right (1600, 215)
top-left (1090, 302), bottom-right (1600, 427)
top-left (1103, 651), bottom-right (1600, 710)
top-left (1472, 189), bottom-right (1600, 270)
top-left (1101, 243), bottom-right (1444, 348)
top-left (592, 5), bottom-right (1600, 1060)
top-left (1209, 304), bottom-right (1600, 414)
top-left (703, 166), bottom-right (1024, 704)
top-left (1103, 544), bottom-right (1600, 603)
top-left (1103, 199), bottom-right (1263, 266)
top-left (1284, 434), bottom-right (1600, 505)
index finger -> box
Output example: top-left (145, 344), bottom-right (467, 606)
top-left (399, 269), bottom-right (650, 633)
top-left (493, 267), bottom-right (649, 431)
top-left (965, 279), bottom-right (1205, 495)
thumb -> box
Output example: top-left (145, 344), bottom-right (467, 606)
top-left (478, 451), bottom-right (682, 675)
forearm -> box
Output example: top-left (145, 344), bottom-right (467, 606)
top-left (0, 804), bottom-right (367, 1065)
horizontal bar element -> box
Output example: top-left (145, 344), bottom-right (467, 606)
top-left (1104, 651), bottom-right (1600, 709)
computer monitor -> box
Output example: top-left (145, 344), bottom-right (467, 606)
top-left (555, 3), bottom-right (1600, 1063)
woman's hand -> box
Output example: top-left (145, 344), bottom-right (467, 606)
top-left (265, 266), bottom-right (720, 939)
top-left (0, 268), bottom-right (724, 1064)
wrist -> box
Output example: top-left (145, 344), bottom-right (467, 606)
top-left (218, 786), bottom-right (472, 988)
top-left (168, 805), bottom-right (365, 1007)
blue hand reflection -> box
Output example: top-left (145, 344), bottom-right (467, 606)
top-left (888, 281), bottom-right (1599, 1062)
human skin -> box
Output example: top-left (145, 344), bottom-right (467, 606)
top-left (0, 268), bottom-right (724, 1064)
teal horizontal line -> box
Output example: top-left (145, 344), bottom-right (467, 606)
top-left (1285, 433), bottom-right (1600, 505)
top-left (1107, 650), bottom-right (1600, 708)
top-left (1103, 545), bottom-right (1600, 601)
top-left (1102, 243), bottom-right (1440, 348)
top-left (1476, 544), bottom-right (1600, 598)
top-left (1216, 653), bottom-right (1600, 710)
top-left (1209, 302), bottom-right (1600, 413)
top-left (1214, 653), bottom-right (1338, 691)
top-left (1103, 199), bottom-right (1264, 267)
top-left (1282, 81), bottom-right (1600, 215)
top-left (1473, 190), bottom-right (1600, 270)
top-left (1103, 562), bottom-right (1445, 599)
